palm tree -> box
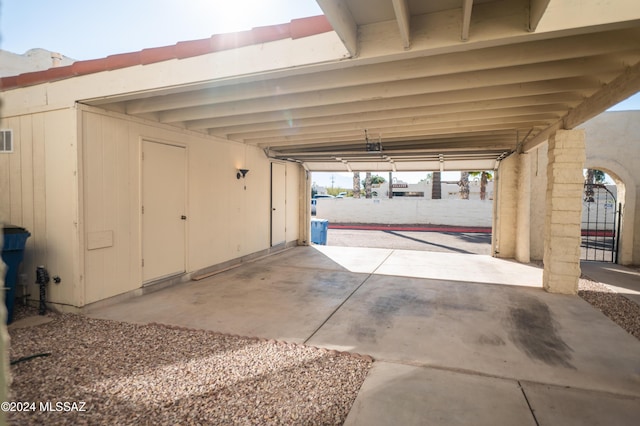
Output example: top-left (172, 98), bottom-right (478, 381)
top-left (353, 172), bottom-right (361, 199)
top-left (365, 172), bottom-right (372, 199)
top-left (370, 175), bottom-right (385, 185)
top-left (469, 171), bottom-right (493, 200)
top-left (431, 171), bottom-right (442, 199)
top-left (458, 171), bottom-right (470, 200)
top-left (584, 169), bottom-right (606, 202)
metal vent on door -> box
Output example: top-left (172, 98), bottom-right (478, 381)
top-left (0, 130), bottom-right (13, 152)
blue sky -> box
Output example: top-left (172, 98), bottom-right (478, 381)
top-left (1, 0), bottom-right (637, 113)
top-left (0, 0), bottom-right (322, 59)
top-left (1, 0), bottom-right (637, 187)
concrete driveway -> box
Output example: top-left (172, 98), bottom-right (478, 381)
top-left (86, 246), bottom-right (640, 425)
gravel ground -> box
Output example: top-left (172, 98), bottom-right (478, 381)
top-left (578, 277), bottom-right (640, 340)
top-left (5, 272), bottom-right (638, 425)
top-left (6, 309), bottom-right (372, 425)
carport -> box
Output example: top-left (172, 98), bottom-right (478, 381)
top-left (2, 1), bottom-right (640, 307)
top-left (3, 1), bottom-right (640, 422)
top-left (85, 245), bottom-right (640, 424)
top-left (79, 0), bottom-right (640, 295)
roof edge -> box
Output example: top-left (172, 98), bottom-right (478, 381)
top-left (0, 15), bottom-right (331, 91)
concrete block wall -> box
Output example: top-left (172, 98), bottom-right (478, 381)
top-left (493, 154), bottom-right (519, 258)
top-left (315, 198), bottom-right (493, 227)
top-left (543, 130), bottom-right (586, 294)
top-left (349, 181), bottom-right (495, 200)
top-left (515, 153), bottom-right (532, 263)
top-left (529, 145), bottom-right (549, 262)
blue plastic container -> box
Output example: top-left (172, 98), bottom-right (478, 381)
top-left (2, 225), bottom-right (30, 324)
top-left (311, 219), bottom-right (329, 245)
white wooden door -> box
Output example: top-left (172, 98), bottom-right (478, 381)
top-left (271, 163), bottom-right (286, 246)
top-left (142, 141), bottom-right (186, 282)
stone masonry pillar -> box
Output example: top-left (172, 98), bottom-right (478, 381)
top-left (543, 129), bottom-right (586, 294)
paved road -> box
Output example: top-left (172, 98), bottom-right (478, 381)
top-left (326, 228), bottom-right (492, 255)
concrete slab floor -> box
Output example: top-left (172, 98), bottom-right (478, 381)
top-left (327, 228), bottom-right (492, 255)
top-left (88, 251), bottom-right (367, 343)
top-left (307, 273), bottom-right (640, 397)
top-left (522, 382), bottom-right (640, 426)
top-left (344, 362), bottom-right (537, 426)
top-left (373, 250), bottom-right (543, 286)
top-left (86, 246), bottom-right (640, 424)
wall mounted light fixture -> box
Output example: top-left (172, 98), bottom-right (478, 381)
top-left (237, 168), bottom-right (249, 179)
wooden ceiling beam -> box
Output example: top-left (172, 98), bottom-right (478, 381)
top-left (247, 117), bottom-right (549, 146)
top-left (160, 55), bottom-right (623, 123)
top-left (461, 0), bottom-right (474, 41)
top-left (392, 0), bottom-right (411, 48)
top-left (227, 107), bottom-right (564, 140)
top-left (185, 82), bottom-right (593, 130)
top-left (125, 28), bottom-right (640, 114)
top-left (209, 100), bottom-right (576, 136)
top-left (523, 60), bottom-right (640, 151)
top-left (529, 0), bottom-right (551, 31)
top-left (317, 0), bottom-right (358, 56)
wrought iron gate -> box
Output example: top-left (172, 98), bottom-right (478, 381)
top-left (581, 183), bottom-right (621, 262)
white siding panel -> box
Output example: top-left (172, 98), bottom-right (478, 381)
top-left (18, 115), bottom-right (35, 246)
top-left (83, 113), bottom-right (138, 304)
top-left (42, 110), bottom-right (79, 306)
top-left (0, 109), bottom-right (80, 308)
top-left (81, 107), bottom-right (299, 304)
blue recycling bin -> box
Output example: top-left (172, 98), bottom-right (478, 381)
top-left (2, 225), bottom-right (31, 324)
top-left (311, 219), bottom-right (329, 245)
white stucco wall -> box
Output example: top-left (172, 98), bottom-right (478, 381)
top-left (578, 111), bottom-right (639, 265)
top-left (315, 197), bottom-right (493, 227)
top-left (525, 111), bottom-right (639, 265)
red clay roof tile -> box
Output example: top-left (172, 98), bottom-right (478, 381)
top-left (291, 16), bottom-right (333, 39)
top-left (0, 15), bottom-right (332, 91)
top-left (0, 75), bottom-right (18, 89)
top-left (249, 23), bottom-right (291, 44)
top-left (16, 69), bottom-right (56, 87)
top-left (175, 38), bottom-right (214, 59)
top-left (71, 58), bottom-right (110, 76)
top-left (106, 52), bottom-right (142, 70)
top-left (140, 45), bottom-right (177, 65)
top-left (209, 30), bottom-right (256, 52)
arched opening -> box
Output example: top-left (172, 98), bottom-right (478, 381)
top-left (581, 169), bottom-right (620, 262)
top-left (310, 170), bottom-right (494, 255)
top-left (583, 165), bottom-right (636, 265)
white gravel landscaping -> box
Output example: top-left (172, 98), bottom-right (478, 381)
top-left (5, 273), bottom-right (638, 425)
top-left (6, 310), bottom-right (372, 425)
top-left (578, 277), bottom-right (640, 340)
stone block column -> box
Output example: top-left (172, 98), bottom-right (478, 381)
top-left (543, 129), bottom-right (586, 294)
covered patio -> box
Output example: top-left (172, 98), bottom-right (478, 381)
top-left (83, 245), bottom-right (640, 424)
top-left (3, 2), bottom-right (640, 422)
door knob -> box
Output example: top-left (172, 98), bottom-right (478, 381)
top-left (181, 215), bottom-right (187, 220)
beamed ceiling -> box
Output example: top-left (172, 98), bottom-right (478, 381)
top-left (86, 0), bottom-right (640, 172)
